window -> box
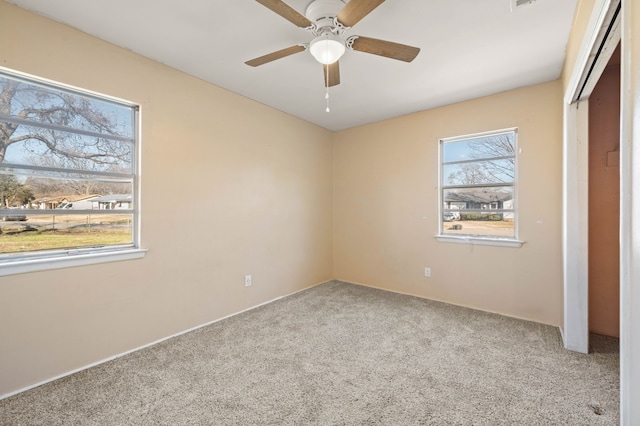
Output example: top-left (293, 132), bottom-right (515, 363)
top-left (0, 68), bottom-right (142, 272)
top-left (438, 128), bottom-right (521, 246)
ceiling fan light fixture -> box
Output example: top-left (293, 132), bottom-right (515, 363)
top-left (309, 33), bottom-right (345, 65)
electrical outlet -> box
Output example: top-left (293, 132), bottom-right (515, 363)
top-left (424, 267), bottom-right (431, 278)
top-left (244, 274), bottom-right (252, 287)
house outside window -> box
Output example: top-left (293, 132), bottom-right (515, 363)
top-left (438, 128), bottom-right (520, 246)
top-left (0, 68), bottom-right (141, 270)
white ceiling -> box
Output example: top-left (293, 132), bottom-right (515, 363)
top-left (8, 0), bottom-right (579, 131)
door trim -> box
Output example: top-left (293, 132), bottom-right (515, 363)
top-left (563, 0), bottom-right (620, 354)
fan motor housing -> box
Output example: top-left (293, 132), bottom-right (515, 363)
top-left (305, 0), bottom-right (346, 23)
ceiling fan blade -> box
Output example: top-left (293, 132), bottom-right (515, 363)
top-left (255, 0), bottom-right (312, 28)
top-left (245, 45), bottom-right (306, 67)
top-left (323, 62), bottom-right (340, 87)
top-left (350, 36), bottom-right (420, 62)
top-left (337, 0), bottom-right (386, 27)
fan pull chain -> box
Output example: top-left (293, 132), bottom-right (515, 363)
top-left (325, 64), bottom-right (330, 113)
top-left (325, 89), bottom-right (330, 113)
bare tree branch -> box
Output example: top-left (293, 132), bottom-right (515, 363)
top-left (448, 134), bottom-right (515, 186)
top-left (1, 76), bottom-right (131, 165)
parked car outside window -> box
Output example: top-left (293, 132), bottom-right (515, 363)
top-left (1, 210), bottom-right (27, 221)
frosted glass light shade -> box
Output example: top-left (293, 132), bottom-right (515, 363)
top-left (309, 33), bottom-right (346, 65)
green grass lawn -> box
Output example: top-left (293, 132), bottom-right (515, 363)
top-left (0, 228), bottom-right (131, 253)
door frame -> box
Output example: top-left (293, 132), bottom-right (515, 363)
top-left (563, 0), bottom-right (620, 353)
top-left (564, 0), bottom-right (640, 423)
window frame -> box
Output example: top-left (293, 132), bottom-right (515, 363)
top-left (0, 67), bottom-right (145, 275)
top-left (436, 128), bottom-right (524, 248)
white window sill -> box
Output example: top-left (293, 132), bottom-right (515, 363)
top-left (0, 248), bottom-right (147, 277)
top-left (435, 235), bottom-right (524, 248)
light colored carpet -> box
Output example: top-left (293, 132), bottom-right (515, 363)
top-left (0, 281), bottom-right (619, 425)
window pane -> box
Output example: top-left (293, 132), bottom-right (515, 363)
top-left (443, 186), bottom-right (514, 212)
top-left (442, 132), bottom-right (515, 163)
top-left (0, 174), bottom-right (131, 210)
top-left (0, 213), bottom-right (133, 255)
top-left (3, 124), bottom-right (133, 174)
top-left (0, 73), bottom-right (134, 139)
top-left (41, 179), bottom-right (131, 209)
top-left (441, 211), bottom-right (515, 238)
top-left (0, 69), bottom-right (138, 261)
top-left (439, 129), bottom-right (517, 242)
top-left (442, 158), bottom-right (515, 186)
top-left (441, 186), bottom-right (515, 238)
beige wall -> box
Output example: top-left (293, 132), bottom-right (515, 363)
top-left (0, 2), bottom-right (334, 396)
top-left (334, 81), bottom-right (564, 326)
top-left (588, 53), bottom-right (621, 338)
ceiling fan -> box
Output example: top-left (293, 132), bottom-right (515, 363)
top-left (245, 0), bottom-right (421, 88)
